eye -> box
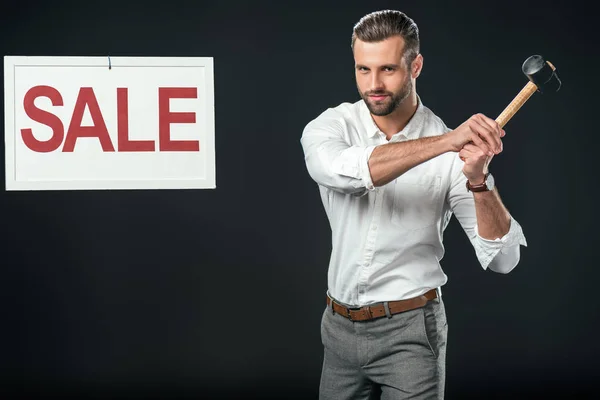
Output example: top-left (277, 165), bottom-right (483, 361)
top-left (357, 66), bottom-right (369, 73)
top-left (383, 66), bottom-right (395, 72)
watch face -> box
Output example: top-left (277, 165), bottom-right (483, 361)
top-left (486, 173), bottom-right (495, 190)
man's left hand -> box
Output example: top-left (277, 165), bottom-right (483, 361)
top-left (459, 143), bottom-right (496, 184)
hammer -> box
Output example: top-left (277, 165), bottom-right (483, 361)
top-left (460, 55), bottom-right (561, 162)
top-left (495, 54), bottom-right (562, 128)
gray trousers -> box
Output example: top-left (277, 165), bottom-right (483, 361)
top-left (319, 296), bottom-right (448, 400)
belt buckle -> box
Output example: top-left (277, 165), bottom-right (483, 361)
top-left (348, 306), bottom-right (371, 322)
top-left (347, 308), bottom-right (355, 321)
top-left (347, 306), bottom-right (361, 322)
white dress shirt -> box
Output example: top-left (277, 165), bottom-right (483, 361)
top-left (300, 97), bottom-right (528, 307)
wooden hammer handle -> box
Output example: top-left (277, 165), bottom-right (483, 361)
top-left (495, 81), bottom-right (538, 128)
top-left (495, 60), bottom-right (556, 129)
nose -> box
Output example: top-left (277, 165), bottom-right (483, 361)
top-left (369, 72), bottom-right (384, 92)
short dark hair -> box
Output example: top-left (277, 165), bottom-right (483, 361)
top-left (351, 10), bottom-right (420, 67)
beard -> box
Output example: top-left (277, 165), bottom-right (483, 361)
top-left (359, 76), bottom-right (413, 116)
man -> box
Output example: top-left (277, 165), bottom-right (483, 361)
top-left (300, 9), bottom-right (528, 400)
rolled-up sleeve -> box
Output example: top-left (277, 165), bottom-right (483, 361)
top-left (446, 155), bottom-right (527, 273)
top-left (472, 216), bottom-right (527, 273)
top-left (300, 111), bottom-right (376, 196)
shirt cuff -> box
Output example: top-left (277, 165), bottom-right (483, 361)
top-left (360, 145), bottom-right (377, 191)
top-left (473, 216), bottom-right (527, 268)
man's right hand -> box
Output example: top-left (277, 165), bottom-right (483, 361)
top-left (446, 113), bottom-right (505, 156)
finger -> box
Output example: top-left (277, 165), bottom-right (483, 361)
top-left (475, 114), bottom-right (502, 153)
top-left (468, 119), bottom-right (498, 156)
top-left (471, 116), bottom-right (500, 153)
top-left (459, 148), bottom-right (477, 163)
top-left (477, 113), bottom-right (502, 137)
top-left (466, 122), bottom-right (493, 156)
top-left (462, 143), bottom-right (481, 153)
top-left (470, 138), bottom-right (504, 157)
top-left (459, 154), bottom-right (478, 164)
top-left (462, 146), bottom-right (490, 165)
top-left (465, 143), bottom-right (491, 160)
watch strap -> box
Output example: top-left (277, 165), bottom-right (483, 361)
top-left (466, 173), bottom-right (490, 192)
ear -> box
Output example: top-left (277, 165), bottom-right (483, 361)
top-left (412, 54), bottom-right (423, 79)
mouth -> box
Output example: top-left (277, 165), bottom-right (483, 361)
top-left (369, 94), bottom-right (388, 101)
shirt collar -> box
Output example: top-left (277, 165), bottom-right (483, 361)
top-left (360, 95), bottom-right (426, 140)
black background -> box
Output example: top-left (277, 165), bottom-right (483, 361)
top-left (1, 0), bottom-right (598, 398)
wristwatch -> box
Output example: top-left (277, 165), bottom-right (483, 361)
top-left (466, 173), bottom-right (495, 192)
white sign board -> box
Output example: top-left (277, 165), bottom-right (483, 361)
top-left (4, 56), bottom-right (215, 190)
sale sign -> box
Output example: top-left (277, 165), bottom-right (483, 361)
top-left (4, 56), bottom-right (215, 190)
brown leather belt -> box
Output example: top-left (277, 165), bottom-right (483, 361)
top-left (326, 289), bottom-right (438, 322)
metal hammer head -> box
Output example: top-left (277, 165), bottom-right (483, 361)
top-left (522, 55), bottom-right (561, 93)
